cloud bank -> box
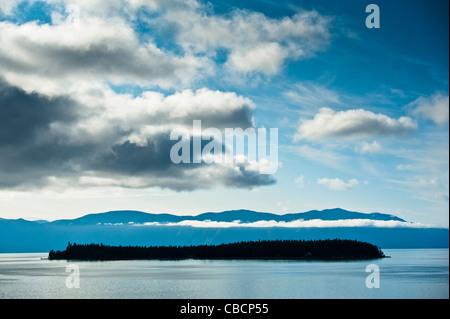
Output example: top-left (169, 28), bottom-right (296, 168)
top-left (134, 219), bottom-right (437, 228)
top-left (0, 0), bottom-right (332, 94)
top-left (2, 0), bottom-right (334, 191)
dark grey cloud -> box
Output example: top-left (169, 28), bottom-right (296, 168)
top-left (0, 80), bottom-right (275, 191)
top-left (96, 134), bottom-right (175, 174)
top-left (225, 163), bottom-right (276, 188)
top-left (89, 133), bottom-right (276, 191)
top-left (0, 79), bottom-right (94, 187)
top-left (0, 80), bottom-right (77, 146)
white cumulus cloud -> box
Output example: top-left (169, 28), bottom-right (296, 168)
top-left (0, 17), bottom-right (205, 96)
top-left (165, 7), bottom-right (332, 75)
top-left (295, 107), bottom-right (417, 141)
top-left (410, 92), bottom-right (449, 125)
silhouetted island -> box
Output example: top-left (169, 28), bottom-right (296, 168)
top-left (48, 239), bottom-right (386, 261)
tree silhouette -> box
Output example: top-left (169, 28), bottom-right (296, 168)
top-left (48, 239), bottom-right (386, 261)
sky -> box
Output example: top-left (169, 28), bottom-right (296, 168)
top-left (0, 0), bottom-right (448, 226)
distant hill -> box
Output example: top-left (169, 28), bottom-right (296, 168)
top-left (0, 208), bottom-right (447, 253)
top-left (49, 208), bottom-right (406, 226)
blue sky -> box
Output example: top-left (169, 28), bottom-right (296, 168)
top-left (0, 0), bottom-right (448, 226)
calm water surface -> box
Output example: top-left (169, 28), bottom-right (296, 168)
top-left (0, 249), bottom-right (448, 299)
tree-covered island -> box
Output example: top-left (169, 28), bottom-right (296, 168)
top-left (48, 239), bottom-right (386, 261)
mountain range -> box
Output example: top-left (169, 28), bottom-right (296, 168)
top-left (0, 208), bottom-right (448, 253)
top-left (48, 208), bottom-right (406, 226)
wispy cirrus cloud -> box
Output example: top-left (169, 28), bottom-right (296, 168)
top-left (355, 141), bottom-right (382, 154)
top-left (284, 82), bottom-right (341, 112)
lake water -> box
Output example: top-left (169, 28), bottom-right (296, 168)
top-left (0, 249), bottom-right (448, 299)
